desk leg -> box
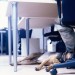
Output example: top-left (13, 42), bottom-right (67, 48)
top-left (42, 29), bottom-right (45, 53)
top-left (8, 16), bottom-right (12, 65)
top-left (12, 2), bottom-right (18, 72)
top-left (1, 33), bottom-right (3, 55)
top-left (26, 18), bottom-right (30, 55)
top-left (42, 29), bottom-right (47, 53)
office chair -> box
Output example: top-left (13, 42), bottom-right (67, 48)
top-left (49, 0), bottom-right (75, 75)
top-left (44, 26), bottom-right (62, 42)
top-left (44, 25), bottom-right (66, 53)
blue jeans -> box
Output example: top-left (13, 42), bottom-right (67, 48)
top-left (55, 25), bottom-right (75, 52)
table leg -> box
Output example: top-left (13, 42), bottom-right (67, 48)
top-left (26, 18), bottom-right (30, 55)
top-left (8, 16), bottom-right (12, 65)
top-left (12, 2), bottom-right (18, 72)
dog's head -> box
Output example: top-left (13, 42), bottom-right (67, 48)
top-left (56, 53), bottom-right (64, 63)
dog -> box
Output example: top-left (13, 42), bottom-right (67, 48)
top-left (12, 52), bottom-right (62, 72)
top-left (16, 52), bottom-right (43, 65)
top-left (35, 52), bottom-right (62, 72)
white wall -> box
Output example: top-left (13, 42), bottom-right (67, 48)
top-left (21, 38), bottom-right (40, 56)
top-left (31, 28), bottom-right (43, 52)
top-left (31, 27), bottom-right (51, 52)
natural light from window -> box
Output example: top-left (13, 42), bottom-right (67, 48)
top-left (0, 1), bottom-right (8, 29)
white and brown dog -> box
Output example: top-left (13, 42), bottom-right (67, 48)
top-left (16, 52), bottom-right (62, 71)
top-left (35, 53), bottom-right (62, 71)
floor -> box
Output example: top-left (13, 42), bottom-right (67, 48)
top-left (0, 55), bottom-right (75, 75)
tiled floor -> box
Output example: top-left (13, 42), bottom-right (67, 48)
top-left (0, 55), bottom-right (75, 75)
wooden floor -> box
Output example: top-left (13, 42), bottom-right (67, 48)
top-left (0, 55), bottom-right (75, 75)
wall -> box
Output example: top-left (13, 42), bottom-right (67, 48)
top-left (31, 28), bottom-right (43, 52)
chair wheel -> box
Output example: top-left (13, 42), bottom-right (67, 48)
top-left (50, 69), bottom-right (57, 75)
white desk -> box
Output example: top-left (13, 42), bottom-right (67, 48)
top-left (8, 0), bottom-right (56, 3)
top-left (7, 1), bottom-right (58, 17)
top-left (6, 0), bottom-right (58, 71)
top-left (18, 17), bottom-right (57, 57)
top-left (18, 17), bottom-right (57, 29)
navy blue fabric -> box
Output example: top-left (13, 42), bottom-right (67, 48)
top-left (56, 41), bottom-right (66, 53)
top-left (56, 0), bottom-right (61, 18)
top-left (56, 0), bottom-right (75, 25)
top-left (62, 0), bottom-right (75, 25)
top-left (19, 29), bottom-right (32, 38)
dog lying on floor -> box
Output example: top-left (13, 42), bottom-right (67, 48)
top-left (11, 52), bottom-right (63, 71)
top-left (16, 52), bottom-right (43, 65)
top-left (35, 52), bottom-right (62, 72)
top-left (11, 52), bottom-right (62, 72)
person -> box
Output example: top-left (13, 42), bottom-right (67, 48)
top-left (56, 0), bottom-right (75, 61)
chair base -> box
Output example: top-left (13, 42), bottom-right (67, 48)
top-left (53, 59), bottom-right (75, 68)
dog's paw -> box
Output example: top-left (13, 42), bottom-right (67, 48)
top-left (45, 66), bottom-right (50, 72)
top-left (10, 63), bottom-right (14, 66)
top-left (45, 64), bottom-right (53, 72)
top-left (35, 67), bottom-right (40, 71)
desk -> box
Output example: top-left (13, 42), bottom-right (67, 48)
top-left (18, 17), bottom-right (57, 57)
top-left (6, 0), bottom-right (58, 71)
top-left (8, 0), bottom-right (56, 3)
top-left (18, 17), bottom-right (57, 29)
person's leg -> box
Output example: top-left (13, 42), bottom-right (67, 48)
top-left (58, 26), bottom-right (75, 52)
top-left (56, 25), bottom-right (75, 52)
top-left (56, 25), bottom-right (75, 60)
